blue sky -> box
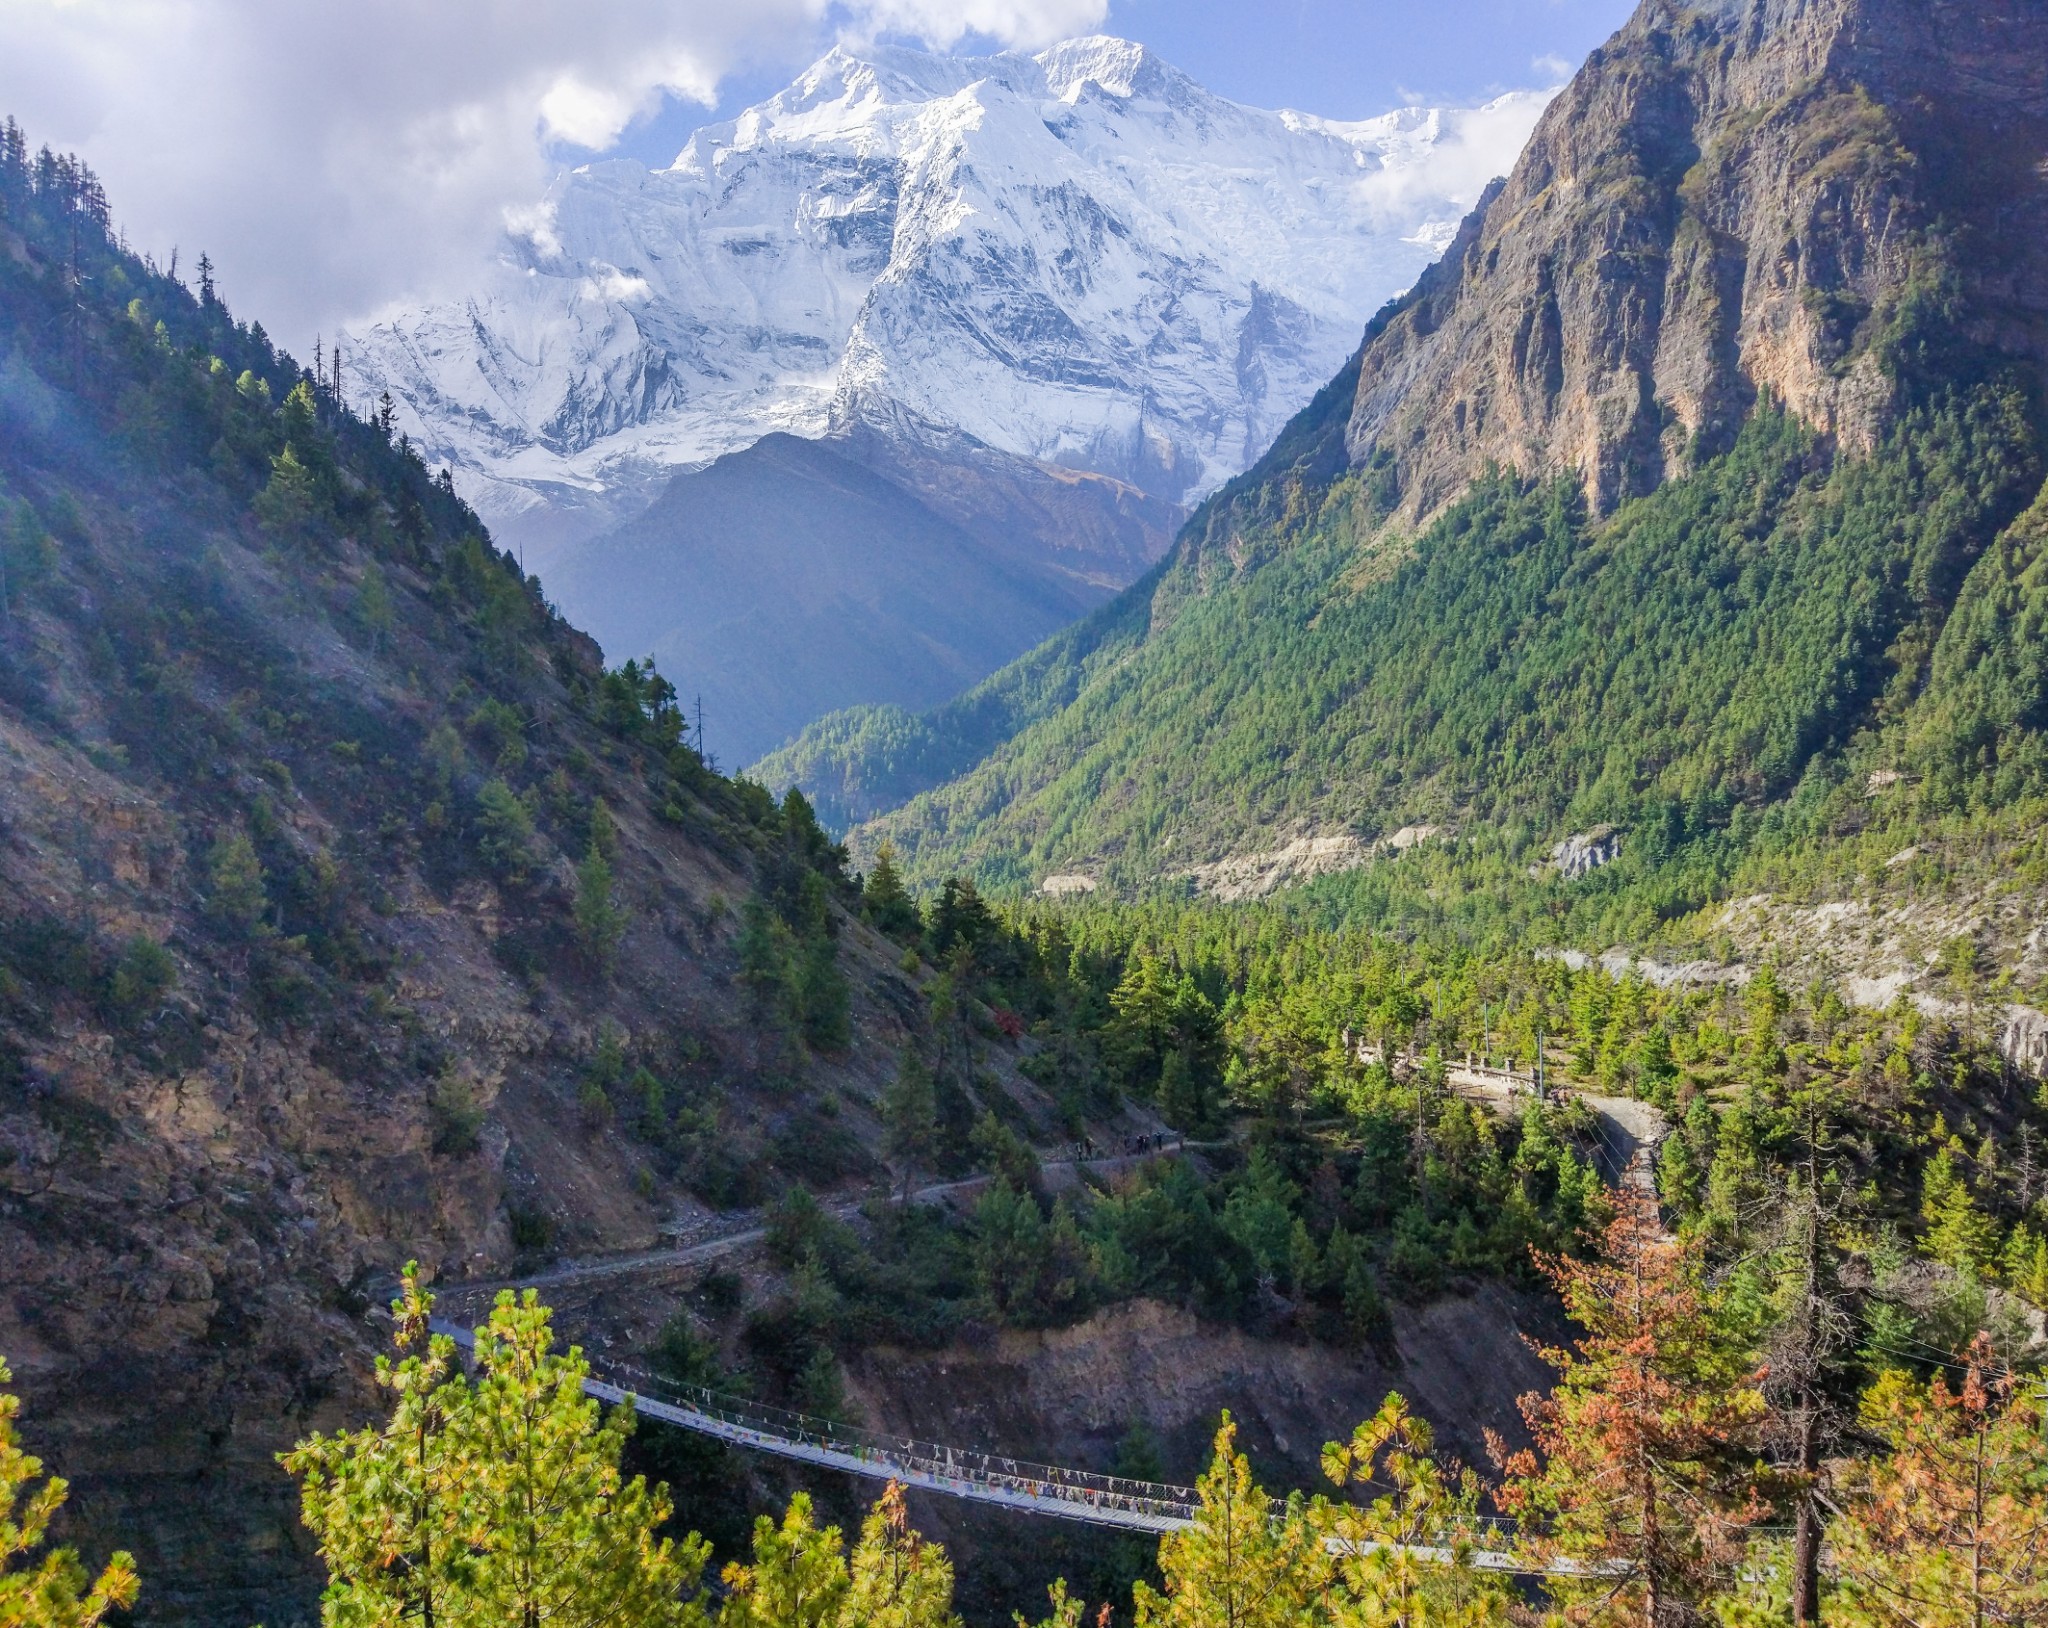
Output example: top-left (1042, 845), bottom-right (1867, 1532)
top-left (605, 0), bottom-right (1637, 168)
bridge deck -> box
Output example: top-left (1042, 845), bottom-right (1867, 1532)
top-left (427, 1319), bottom-right (1574, 1570)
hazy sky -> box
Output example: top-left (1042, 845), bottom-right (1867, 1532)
top-left (1, 0), bottom-right (1634, 354)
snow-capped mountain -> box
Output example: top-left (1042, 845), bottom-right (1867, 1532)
top-left (346, 37), bottom-right (1551, 552)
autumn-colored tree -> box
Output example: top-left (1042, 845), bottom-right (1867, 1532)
top-left (1828, 1338), bottom-right (2048, 1628)
top-left (1, 1357), bottom-right (139, 1628)
top-left (1500, 1187), bottom-right (1769, 1628)
top-left (1135, 1415), bottom-right (1326, 1628)
top-left (1015, 1582), bottom-right (1090, 1628)
top-left (1320, 1393), bottom-right (1510, 1628)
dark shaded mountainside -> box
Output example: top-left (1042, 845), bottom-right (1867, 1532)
top-left (769, 0), bottom-right (2048, 933)
top-left (0, 136), bottom-right (1125, 1623)
top-left (549, 418), bottom-right (1178, 769)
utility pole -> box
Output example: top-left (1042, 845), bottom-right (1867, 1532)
top-left (695, 694), bottom-right (706, 764)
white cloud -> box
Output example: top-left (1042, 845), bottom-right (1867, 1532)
top-left (0, 0), bottom-right (1106, 352)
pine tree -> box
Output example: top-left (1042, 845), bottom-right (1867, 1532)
top-left (474, 779), bottom-right (537, 882)
top-left (460, 1290), bottom-right (706, 1628)
top-left (282, 1266), bottom-right (471, 1627)
top-left (2002, 1223), bottom-right (2048, 1308)
top-left (795, 933), bottom-right (851, 1052)
top-left (354, 560), bottom-right (394, 653)
top-left (1320, 1393), bottom-right (1510, 1628)
top-left (1921, 1142), bottom-right (2000, 1278)
top-left (1135, 1415), bottom-right (1325, 1628)
top-left (882, 1050), bottom-right (938, 1205)
top-left (573, 839), bottom-right (627, 975)
top-left (736, 896), bottom-right (796, 1029)
top-left (253, 444), bottom-right (318, 537)
top-left (285, 1275), bottom-right (707, 1628)
top-left (718, 1492), bottom-right (849, 1628)
top-left (206, 828), bottom-right (270, 938)
top-left (1761, 1086), bottom-right (1861, 1626)
top-left (861, 844), bottom-right (920, 944)
top-left (842, 1482), bottom-right (960, 1628)
top-left (1, 1357), bottom-right (139, 1628)
top-left (1500, 1187), bottom-right (1769, 1628)
top-left (1828, 1337), bottom-right (2048, 1628)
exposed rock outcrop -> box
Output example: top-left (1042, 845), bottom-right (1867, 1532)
top-left (1551, 826), bottom-right (1623, 878)
top-left (1346, 0), bottom-right (2048, 518)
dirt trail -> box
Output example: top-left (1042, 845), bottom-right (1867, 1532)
top-left (434, 1144), bottom-right (1196, 1308)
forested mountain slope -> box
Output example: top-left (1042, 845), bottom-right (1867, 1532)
top-left (834, 0), bottom-right (2048, 941)
top-left (0, 128), bottom-right (1055, 1624)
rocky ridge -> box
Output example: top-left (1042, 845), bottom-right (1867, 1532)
top-left (1339, 0), bottom-right (2048, 519)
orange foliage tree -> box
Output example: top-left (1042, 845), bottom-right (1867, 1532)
top-left (1498, 1187), bottom-right (1768, 1628)
top-left (1829, 1336), bottom-right (2048, 1628)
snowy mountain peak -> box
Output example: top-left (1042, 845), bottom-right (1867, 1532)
top-left (343, 38), bottom-right (1554, 556)
top-left (1036, 36), bottom-right (1177, 101)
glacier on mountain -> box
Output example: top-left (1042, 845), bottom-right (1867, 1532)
top-left (344, 36), bottom-right (1551, 549)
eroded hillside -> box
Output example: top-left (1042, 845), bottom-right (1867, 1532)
top-left (0, 144), bottom-right (1065, 1623)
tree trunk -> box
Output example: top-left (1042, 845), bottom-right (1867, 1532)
top-left (1642, 1455), bottom-right (1660, 1628)
top-left (1792, 1404), bottom-right (1820, 1627)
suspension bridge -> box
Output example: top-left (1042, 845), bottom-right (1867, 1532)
top-left (417, 1099), bottom-right (1668, 1578)
top-left (428, 1320), bottom-right (1573, 1573)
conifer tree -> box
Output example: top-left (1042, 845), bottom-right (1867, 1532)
top-left (285, 1277), bottom-right (706, 1628)
top-left (1920, 1142), bottom-right (2000, 1278)
top-left (253, 444), bottom-right (319, 538)
top-left (1759, 1085), bottom-right (1860, 1626)
top-left (1827, 1337), bottom-right (2048, 1628)
top-left (354, 560), bottom-right (394, 653)
top-left (862, 844), bottom-right (921, 944)
top-left (206, 827), bottom-right (270, 937)
top-left (1, 1358), bottom-right (139, 1628)
top-left (842, 1482), bottom-right (960, 1628)
top-left (1135, 1415), bottom-right (1325, 1628)
top-left (474, 778), bottom-right (537, 882)
top-left (283, 1266), bottom-right (471, 1627)
top-left (1320, 1394), bottom-right (1509, 1628)
top-left (573, 838), bottom-right (627, 975)
top-left (882, 1050), bottom-right (938, 1205)
top-left (718, 1492), bottom-right (849, 1628)
top-left (795, 932), bottom-right (851, 1051)
top-left (1500, 1188), bottom-right (1768, 1628)
top-left (461, 1290), bottom-right (707, 1628)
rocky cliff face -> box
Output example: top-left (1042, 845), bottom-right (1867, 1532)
top-left (1345, 0), bottom-right (2048, 518)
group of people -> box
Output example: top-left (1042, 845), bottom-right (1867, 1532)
top-left (1059, 1132), bottom-right (1178, 1163)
